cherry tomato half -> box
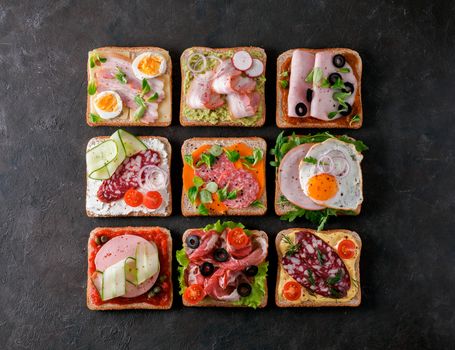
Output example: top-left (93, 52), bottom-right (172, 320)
top-left (143, 191), bottom-right (163, 210)
top-left (226, 227), bottom-right (250, 249)
top-left (183, 284), bottom-right (205, 305)
top-left (283, 281), bottom-right (302, 301)
top-left (123, 188), bottom-right (143, 207)
top-left (337, 239), bottom-right (356, 259)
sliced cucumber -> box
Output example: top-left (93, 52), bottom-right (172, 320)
top-left (102, 259), bottom-right (126, 301)
top-left (136, 241), bottom-right (159, 285)
top-left (117, 129), bottom-right (147, 157)
top-left (124, 257), bottom-right (137, 285)
top-left (87, 140), bottom-right (118, 180)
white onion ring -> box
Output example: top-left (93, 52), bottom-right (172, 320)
top-left (187, 52), bottom-right (207, 74)
top-left (137, 165), bottom-right (168, 191)
top-left (317, 155), bottom-right (334, 174)
top-left (331, 156), bottom-right (350, 178)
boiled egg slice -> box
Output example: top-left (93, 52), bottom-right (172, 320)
top-left (132, 52), bottom-right (167, 80)
top-left (93, 91), bottom-right (123, 119)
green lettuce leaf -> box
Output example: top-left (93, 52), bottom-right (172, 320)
top-left (234, 262), bottom-right (268, 309)
top-left (203, 220), bottom-right (252, 236)
top-left (176, 248), bottom-right (189, 295)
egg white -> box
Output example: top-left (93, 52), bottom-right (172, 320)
top-left (299, 138), bottom-right (363, 210)
top-left (93, 91), bottom-right (123, 119)
top-left (132, 52), bottom-right (167, 80)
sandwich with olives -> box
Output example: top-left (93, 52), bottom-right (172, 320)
top-left (277, 48), bottom-right (363, 129)
top-left (176, 221), bottom-right (268, 308)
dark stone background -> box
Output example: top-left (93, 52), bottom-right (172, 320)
top-left (1, 0), bottom-right (454, 349)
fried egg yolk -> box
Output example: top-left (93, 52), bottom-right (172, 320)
top-left (96, 93), bottom-right (118, 112)
top-left (138, 55), bottom-right (162, 76)
top-left (307, 173), bottom-right (339, 201)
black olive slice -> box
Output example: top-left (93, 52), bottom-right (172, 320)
top-left (295, 102), bottom-right (307, 117)
top-left (186, 235), bottom-right (200, 249)
top-left (332, 54), bottom-right (345, 68)
top-left (342, 82), bottom-right (354, 94)
top-left (213, 248), bottom-right (229, 262)
top-left (338, 103), bottom-right (352, 116)
top-left (237, 283), bottom-right (252, 297)
top-left (306, 88), bottom-right (313, 103)
top-left (328, 73), bottom-right (342, 86)
top-left (199, 262), bottom-right (215, 276)
top-left (244, 265), bottom-right (258, 277)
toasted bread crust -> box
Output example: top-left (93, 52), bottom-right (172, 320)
top-left (181, 137), bottom-right (267, 216)
top-left (276, 48), bottom-right (362, 129)
top-left (275, 228), bottom-right (361, 307)
top-left (86, 46), bottom-right (172, 127)
top-left (86, 226), bottom-right (173, 310)
top-left (86, 136), bottom-right (172, 217)
top-left (180, 228), bottom-right (268, 308)
top-left (179, 47), bottom-right (266, 127)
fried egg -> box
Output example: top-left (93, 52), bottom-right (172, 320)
top-left (299, 138), bottom-right (363, 210)
top-left (93, 91), bottom-right (123, 119)
top-left (132, 52), bottom-right (166, 80)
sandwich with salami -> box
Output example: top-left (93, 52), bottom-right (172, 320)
top-left (86, 129), bottom-right (171, 217)
top-left (271, 132), bottom-right (367, 230)
top-left (87, 227), bottom-right (173, 310)
top-left (181, 137), bottom-right (267, 216)
top-left (177, 221), bottom-right (268, 308)
top-left (275, 228), bottom-right (361, 307)
top-left (277, 48), bottom-right (362, 129)
top-left (87, 46), bottom-right (172, 126)
top-left (180, 47), bottom-right (266, 127)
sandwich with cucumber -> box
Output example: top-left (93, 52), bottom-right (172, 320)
top-left (86, 129), bottom-right (172, 217)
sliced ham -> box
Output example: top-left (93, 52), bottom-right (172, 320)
top-left (204, 269), bottom-right (241, 301)
top-left (94, 235), bottom-right (159, 298)
top-left (186, 71), bottom-right (224, 110)
top-left (187, 230), bottom-right (219, 263)
top-left (278, 144), bottom-right (324, 210)
top-left (310, 51), bottom-right (357, 121)
top-left (226, 236), bottom-right (252, 259)
top-left (288, 50), bottom-right (314, 118)
top-left (226, 92), bottom-right (260, 118)
top-left (221, 234), bottom-right (267, 271)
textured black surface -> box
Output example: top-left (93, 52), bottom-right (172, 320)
top-left (1, 0), bottom-right (454, 349)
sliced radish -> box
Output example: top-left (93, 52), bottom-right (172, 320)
top-left (232, 51), bottom-right (253, 71)
top-left (245, 58), bottom-right (264, 78)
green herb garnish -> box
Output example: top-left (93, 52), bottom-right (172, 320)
top-left (205, 182), bottom-right (218, 193)
top-left (197, 203), bottom-right (208, 215)
top-left (303, 156), bottom-right (318, 164)
top-left (193, 176), bottom-right (204, 188)
top-left (87, 80), bottom-right (97, 95)
top-left (327, 270), bottom-right (343, 285)
top-left (338, 67), bottom-right (350, 73)
top-left (196, 153), bottom-right (215, 168)
top-left (187, 186), bottom-right (198, 204)
top-left (114, 67), bottom-right (127, 84)
top-left (209, 144), bottom-right (223, 157)
top-left (307, 269), bottom-right (316, 286)
top-left (328, 111), bottom-right (338, 119)
top-left (217, 184), bottom-right (237, 201)
top-left (250, 200), bottom-right (265, 209)
top-left (147, 92), bottom-right (159, 102)
top-left (224, 149), bottom-right (240, 162)
top-left (282, 234), bottom-right (301, 256)
top-left (280, 70), bottom-right (289, 77)
top-left (316, 248), bottom-right (325, 265)
top-left (312, 67), bottom-right (323, 84)
top-left (321, 77), bottom-right (331, 88)
top-left (280, 80), bottom-right (289, 89)
top-left (89, 113), bottom-right (101, 123)
top-left (243, 148), bottom-right (263, 166)
top-left (141, 78), bottom-right (151, 96)
top-left (304, 68), bottom-right (314, 83)
top-left (199, 189), bottom-right (213, 204)
top-left (184, 154), bottom-right (193, 167)
top-left (349, 114), bottom-right (361, 126)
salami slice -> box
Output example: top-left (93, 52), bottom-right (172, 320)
top-left (195, 153), bottom-right (236, 183)
top-left (97, 149), bottom-right (161, 202)
top-left (218, 169), bottom-right (259, 209)
top-left (282, 230), bottom-right (351, 298)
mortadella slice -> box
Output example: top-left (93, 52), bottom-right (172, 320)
top-left (310, 52), bottom-right (357, 121)
top-left (278, 144), bottom-right (324, 210)
top-left (288, 50), bottom-right (315, 118)
top-left (95, 235), bottom-right (159, 298)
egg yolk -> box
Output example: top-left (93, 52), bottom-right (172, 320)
top-left (138, 55), bottom-right (162, 76)
top-left (307, 173), bottom-right (339, 201)
top-left (96, 94), bottom-right (117, 112)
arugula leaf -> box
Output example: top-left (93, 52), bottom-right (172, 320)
top-left (141, 79), bottom-right (151, 96)
top-left (349, 114), bottom-right (361, 126)
top-left (303, 156), bottom-right (317, 164)
top-left (187, 186), bottom-right (198, 204)
top-left (184, 154), bottom-right (193, 167)
top-left (176, 248), bottom-right (189, 295)
top-left (338, 67), bottom-right (350, 73)
top-left (193, 176), bottom-right (204, 188)
top-left (304, 68), bottom-right (314, 83)
top-left (234, 262), bottom-right (268, 309)
top-left (203, 220), bottom-right (245, 233)
top-left (197, 204), bottom-right (209, 216)
top-left (89, 113), bottom-right (101, 123)
top-left (224, 149), bottom-right (240, 162)
top-left (87, 80), bottom-right (97, 95)
top-left (209, 144), bottom-right (223, 157)
top-left (328, 111), bottom-right (338, 119)
top-left (199, 189), bottom-right (213, 204)
top-left (338, 135), bottom-right (369, 152)
top-left (114, 67), bottom-right (127, 84)
top-left (147, 92), bottom-right (159, 102)
top-left (243, 148), bottom-right (263, 166)
top-left (250, 200), bottom-right (265, 209)
top-left (280, 206), bottom-right (339, 231)
top-left (280, 80), bottom-right (289, 89)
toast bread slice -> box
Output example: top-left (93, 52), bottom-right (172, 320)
top-left (86, 46), bottom-right (172, 127)
top-left (180, 47), bottom-right (266, 127)
top-left (86, 136), bottom-right (172, 217)
top-left (87, 226), bottom-right (173, 310)
top-left (276, 48), bottom-right (362, 129)
top-left (181, 137), bottom-right (267, 216)
top-left (181, 228), bottom-right (268, 308)
top-left (275, 228), bottom-right (361, 307)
